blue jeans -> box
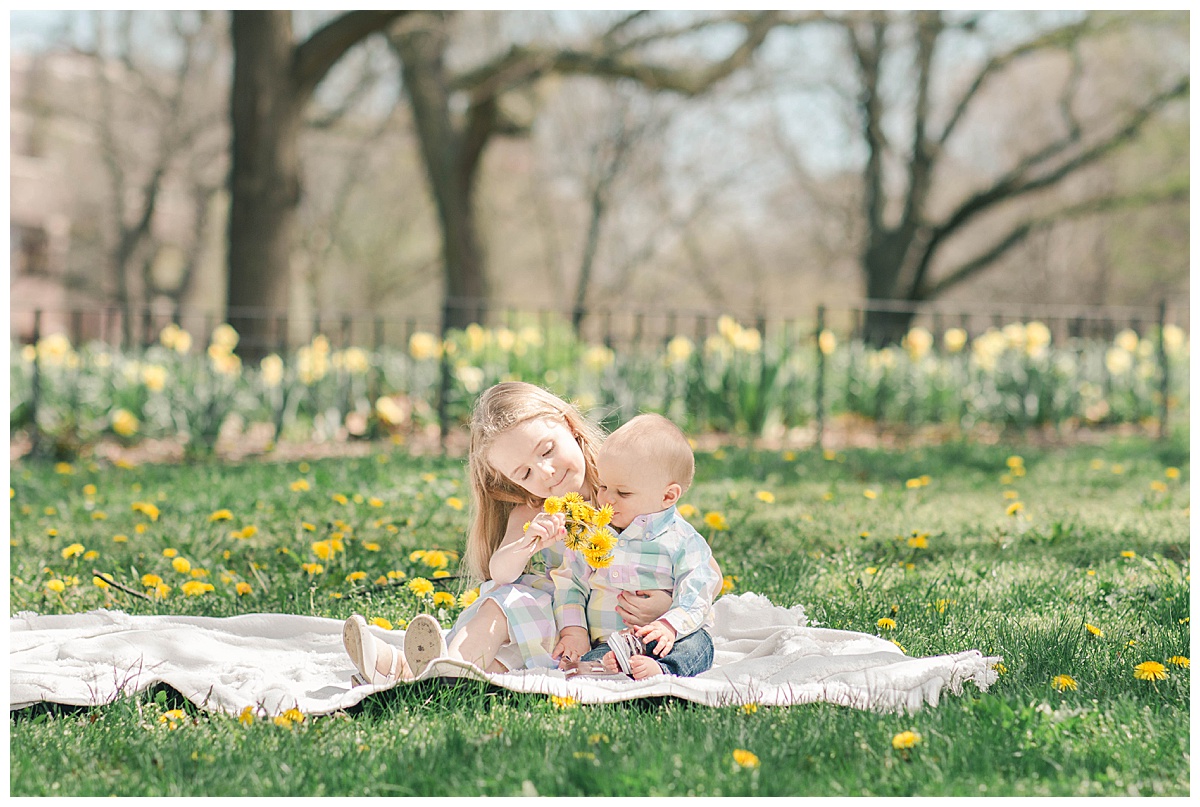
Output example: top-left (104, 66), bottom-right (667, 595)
top-left (582, 628), bottom-right (714, 677)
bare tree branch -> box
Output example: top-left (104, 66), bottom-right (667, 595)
top-left (292, 11), bottom-right (408, 98)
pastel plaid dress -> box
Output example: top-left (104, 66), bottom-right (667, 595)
top-left (445, 544), bottom-right (563, 670)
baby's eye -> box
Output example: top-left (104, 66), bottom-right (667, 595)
top-left (617, 491), bottom-right (631, 498)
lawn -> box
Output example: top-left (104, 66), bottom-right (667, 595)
top-left (8, 431), bottom-right (1190, 796)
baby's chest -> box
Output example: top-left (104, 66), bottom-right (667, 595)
top-left (598, 544), bottom-right (675, 590)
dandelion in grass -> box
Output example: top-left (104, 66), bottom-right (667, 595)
top-left (445, 497), bottom-right (464, 511)
top-left (732, 749), bottom-right (760, 769)
top-left (865, 567), bottom-right (878, 575)
top-left (1006, 501), bottom-right (1024, 516)
top-left (703, 511), bottom-right (729, 531)
top-left (423, 550), bottom-right (450, 569)
top-left (181, 580), bottom-right (214, 596)
top-left (91, 511), bottom-right (107, 521)
top-left (459, 589), bottom-right (479, 608)
top-left (238, 525), bottom-right (258, 539)
top-left (891, 731), bottom-right (921, 750)
top-left (132, 502), bottom-right (160, 521)
top-left (432, 592), bottom-right (456, 608)
top-left (159, 709), bottom-right (187, 730)
top-left (236, 582), bottom-right (252, 596)
top-left (367, 617), bottom-right (393, 631)
top-left (368, 497), bottom-right (383, 508)
top-left (209, 509), bottom-right (232, 522)
top-left (312, 541), bottom-right (334, 560)
top-left (153, 583), bottom-right (171, 599)
top-left (1165, 467), bottom-right (1180, 480)
top-left (171, 557), bottom-right (191, 574)
top-left (877, 618), bottom-right (897, 630)
top-left (1110, 464), bottom-right (1124, 475)
top-left (721, 575), bottom-right (737, 596)
top-left (992, 662), bottom-right (1008, 675)
top-left (302, 563), bottom-right (324, 576)
top-left (45, 579), bottom-right (66, 594)
top-left (755, 490), bottom-right (775, 504)
top-left (345, 571), bottom-right (367, 583)
top-left (1120, 550), bottom-right (1136, 558)
top-left (409, 577), bottom-right (434, 598)
top-left (863, 489), bottom-right (878, 500)
top-left (432, 570), bottom-right (451, 580)
top-left (741, 703), bottom-right (758, 715)
top-left (1133, 661), bottom-right (1169, 681)
top-left (905, 478), bottom-right (922, 489)
top-left (273, 715), bottom-right (295, 729)
top-left (1166, 656), bottom-right (1188, 668)
top-left (1052, 674), bottom-right (1078, 691)
top-left (302, 522), bottom-right (316, 532)
top-left (387, 570), bottom-right (407, 581)
top-left (907, 533), bottom-right (928, 549)
top-left (238, 706), bottom-right (255, 726)
top-left (141, 574), bottom-right (163, 588)
top-left (1085, 623), bottom-right (1103, 638)
top-left (61, 543), bottom-right (85, 559)
top-left (290, 480), bottom-right (310, 492)
top-left (92, 577), bottom-right (109, 592)
top-left (55, 462), bottom-right (74, 475)
top-left (332, 493), bottom-right (349, 505)
top-left (1150, 480), bottom-right (1169, 493)
top-left (549, 695), bottom-right (578, 710)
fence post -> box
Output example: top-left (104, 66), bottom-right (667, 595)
top-left (29, 309), bottom-right (42, 457)
top-left (815, 303), bottom-right (825, 453)
top-left (436, 300), bottom-right (453, 449)
top-left (1157, 299), bottom-right (1168, 440)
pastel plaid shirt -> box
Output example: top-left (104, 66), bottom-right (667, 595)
top-left (551, 505), bottom-right (721, 643)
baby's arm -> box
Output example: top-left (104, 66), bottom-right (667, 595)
top-left (644, 534), bottom-right (721, 640)
top-left (488, 506), bottom-right (564, 586)
top-left (550, 546), bottom-right (594, 664)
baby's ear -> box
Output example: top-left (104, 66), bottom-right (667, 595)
top-left (662, 483), bottom-right (682, 507)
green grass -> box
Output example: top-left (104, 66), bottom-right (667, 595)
top-left (8, 432), bottom-right (1190, 796)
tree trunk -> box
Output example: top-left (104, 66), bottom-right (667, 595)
top-left (860, 233), bottom-right (917, 346)
top-left (227, 11), bottom-right (302, 360)
top-left (390, 20), bottom-right (489, 332)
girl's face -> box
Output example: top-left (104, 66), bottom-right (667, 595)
top-left (487, 416), bottom-right (588, 501)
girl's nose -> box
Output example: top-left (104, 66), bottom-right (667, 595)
top-left (537, 457), bottom-right (555, 478)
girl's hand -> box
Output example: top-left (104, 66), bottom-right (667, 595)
top-left (552, 626), bottom-right (592, 668)
top-left (521, 512), bottom-right (566, 555)
top-left (615, 589), bottom-right (672, 627)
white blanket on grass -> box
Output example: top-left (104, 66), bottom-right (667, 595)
top-left (10, 593), bottom-right (1000, 716)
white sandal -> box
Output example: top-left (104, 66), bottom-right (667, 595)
top-left (343, 615), bottom-right (402, 686)
top-left (404, 614), bottom-right (447, 677)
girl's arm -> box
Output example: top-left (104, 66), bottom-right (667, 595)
top-left (488, 504), bottom-right (564, 585)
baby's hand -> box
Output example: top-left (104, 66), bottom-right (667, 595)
top-left (633, 619), bottom-right (677, 657)
top-left (523, 513), bottom-right (566, 554)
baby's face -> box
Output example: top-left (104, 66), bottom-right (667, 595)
top-left (595, 448), bottom-right (672, 531)
top-left (488, 416), bottom-right (587, 500)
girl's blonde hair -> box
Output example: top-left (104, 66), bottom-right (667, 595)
top-left (465, 382), bottom-right (606, 582)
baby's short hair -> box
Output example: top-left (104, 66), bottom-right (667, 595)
top-left (603, 413), bottom-right (695, 492)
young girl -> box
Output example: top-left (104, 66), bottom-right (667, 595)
top-left (343, 381), bottom-right (673, 684)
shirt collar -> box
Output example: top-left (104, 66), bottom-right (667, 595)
top-left (618, 505), bottom-right (677, 541)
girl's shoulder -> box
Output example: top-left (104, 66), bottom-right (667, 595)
top-left (507, 501), bottom-right (540, 528)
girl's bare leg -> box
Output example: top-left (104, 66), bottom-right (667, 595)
top-left (446, 598), bottom-right (510, 672)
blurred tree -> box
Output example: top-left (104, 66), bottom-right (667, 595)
top-left (226, 10), bottom-right (406, 357)
top-left (386, 11), bottom-right (817, 330)
top-left (820, 11), bottom-right (1188, 344)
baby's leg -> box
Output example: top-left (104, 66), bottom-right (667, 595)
top-left (446, 598), bottom-right (510, 672)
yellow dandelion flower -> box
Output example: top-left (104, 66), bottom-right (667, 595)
top-left (1085, 623), bottom-right (1103, 637)
top-left (891, 731), bottom-right (921, 750)
top-left (332, 493), bottom-right (349, 505)
top-left (907, 534), bottom-right (928, 549)
top-left (445, 497), bottom-right (464, 511)
top-left (918, 475), bottom-right (931, 486)
top-left (387, 570), bottom-right (407, 581)
top-left (704, 511), bottom-right (729, 531)
top-left (409, 550), bottom-right (427, 562)
top-left (865, 567), bottom-right (878, 575)
top-left (159, 709), bottom-right (187, 729)
top-left (345, 571), bottom-right (367, 583)
top-left (55, 462), bottom-right (74, 475)
top-left (549, 695), bottom-right (578, 709)
top-left (755, 490), bottom-right (775, 504)
top-left (238, 706), bottom-right (255, 726)
top-left (45, 579), bottom-right (66, 593)
top-left (432, 570), bottom-right (450, 579)
top-left (422, 550), bottom-right (450, 569)
top-left (905, 478), bottom-right (922, 489)
top-left (543, 496), bottom-right (565, 515)
top-left (1006, 455), bottom-right (1024, 469)
top-left (1166, 656), bottom-right (1189, 668)
top-left (91, 512), bottom-right (107, 521)
top-left (302, 563), bottom-right (324, 576)
top-left (361, 542), bottom-right (380, 552)
top-left (732, 749), bottom-right (760, 768)
top-left (135, 524), bottom-right (147, 534)
top-left (132, 502), bottom-right (160, 521)
top-left (408, 577), bottom-right (434, 598)
top-left (141, 573), bottom-right (163, 588)
top-left (595, 504), bottom-right (614, 528)
top-left (741, 703), bottom-right (758, 715)
top-left (1165, 467), bottom-right (1180, 480)
top-left (720, 576), bottom-right (736, 596)
top-left (83, 550), bottom-right (99, 561)
top-left (209, 509), bottom-right (233, 522)
top-left (432, 591), bottom-right (456, 607)
top-left (1133, 661), bottom-right (1168, 681)
top-left (1052, 674), bottom-right (1078, 691)
top-left (365, 617), bottom-right (393, 631)
top-left (273, 715), bottom-right (294, 729)
top-left (678, 503), bottom-right (698, 518)
top-left (1110, 464), bottom-right (1124, 475)
top-left (236, 582), bottom-right (252, 596)
top-left (1006, 501), bottom-right (1024, 516)
top-left (181, 580), bottom-right (214, 596)
top-left (1120, 550), bottom-right (1136, 558)
top-left (374, 575), bottom-right (388, 586)
top-left (312, 541), bottom-right (333, 560)
top-left (171, 557), bottom-right (191, 574)
top-left (863, 489), bottom-right (878, 500)
top-left (459, 589), bottom-right (480, 608)
top-left (1150, 480), bottom-right (1168, 493)
top-left (61, 543), bottom-right (85, 559)
top-left (368, 497), bottom-right (383, 508)
top-left (153, 583), bottom-right (171, 599)
top-left (877, 618), bottom-right (897, 630)
top-left (992, 662), bottom-right (1008, 675)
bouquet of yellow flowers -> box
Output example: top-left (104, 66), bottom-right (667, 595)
top-left (530, 492), bottom-right (617, 569)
